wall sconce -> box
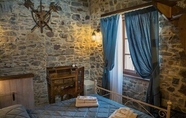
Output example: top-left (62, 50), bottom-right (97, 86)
top-left (92, 30), bottom-right (96, 40)
top-left (24, 0), bottom-right (61, 33)
top-left (92, 28), bottom-right (101, 40)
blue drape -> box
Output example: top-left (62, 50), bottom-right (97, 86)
top-left (125, 7), bottom-right (159, 108)
top-left (100, 15), bottom-right (120, 90)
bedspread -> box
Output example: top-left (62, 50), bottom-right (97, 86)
top-left (28, 94), bottom-right (151, 118)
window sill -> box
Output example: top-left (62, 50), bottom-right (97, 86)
top-left (123, 73), bottom-right (150, 82)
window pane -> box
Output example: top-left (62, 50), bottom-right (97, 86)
top-left (124, 55), bottom-right (134, 70)
top-left (124, 24), bottom-right (127, 38)
top-left (125, 39), bottom-right (130, 54)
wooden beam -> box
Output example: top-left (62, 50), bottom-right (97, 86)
top-left (101, 2), bottom-right (152, 17)
top-left (152, 0), bottom-right (184, 20)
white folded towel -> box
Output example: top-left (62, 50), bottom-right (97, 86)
top-left (76, 99), bottom-right (97, 103)
top-left (77, 96), bottom-right (97, 101)
top-left (76, 96), bottom-right (97, 103)
top-left (75, 96), bottom-right (99, 107)
top-left (109, 107), bottom-right (137, 118)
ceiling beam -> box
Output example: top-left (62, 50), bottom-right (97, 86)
top-left (152, 0), bottom-right (185, 20)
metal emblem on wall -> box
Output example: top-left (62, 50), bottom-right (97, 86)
top-left (24, 0), bottom-right (61, 33)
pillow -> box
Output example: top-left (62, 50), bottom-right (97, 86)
top-left (0, 104), bottom-right (30, 118)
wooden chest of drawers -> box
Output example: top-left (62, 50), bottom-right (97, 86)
top-left (0, 73), bottom-right (34, 109)
top-left (46, 66), bottom-right (84, 103)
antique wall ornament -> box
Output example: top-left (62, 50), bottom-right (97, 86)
top-left (24, 0), bottom-right (60, 33)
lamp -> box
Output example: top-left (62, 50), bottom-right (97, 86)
top-left (92, 30), bottom-right (96, 40)
top-left (92, 28), bottom-right (101, 40)
top-left (24, 0), bottom-right (61, 33)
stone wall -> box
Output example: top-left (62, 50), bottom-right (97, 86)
top-left (90, 0), bottom-right (186, 113)
top-left (1, 0), bottom-right (186, 113)
top-left (123, 76), bottom-right (149, 101)
top-left (0, 0), bottom-right (102, 106)
top-left (159, 17), bottom-right (186, 112)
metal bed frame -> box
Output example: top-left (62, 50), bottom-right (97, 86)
top-left (94, 80), bottom-right (172, 118)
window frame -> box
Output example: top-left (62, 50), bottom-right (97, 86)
top-left (122, 15), bottom-right (141, 79)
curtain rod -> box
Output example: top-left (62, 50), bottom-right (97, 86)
top-left (101, 2), bottom-right (153, 18)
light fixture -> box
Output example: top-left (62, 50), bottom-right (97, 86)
top-left (24, 0), bottom-right (61, 33)
top-left (92, 28), bottom-right (101, 40)
top-left (92, 31), bottom-right (96, 40)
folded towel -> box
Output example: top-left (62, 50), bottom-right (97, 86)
top-left (119, 108), bottom-right (131, 116)
top-left (75, 98), bottom-right (99, 107)
top-left (109, 107), bottom-right (137, 118)
top-left (76, 99), bottom-right (98, 103)
top-left (77, 96), bottom-right (97, 101)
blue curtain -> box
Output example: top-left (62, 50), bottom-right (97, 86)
top-left (100, 15), bottom-right (120, 90)
top-left (125, 7), bottom-right (159, 108)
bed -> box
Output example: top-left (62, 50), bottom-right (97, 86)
top-left (0, 80), bottom-right (171, 118)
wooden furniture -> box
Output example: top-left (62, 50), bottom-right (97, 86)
top-left (0, 73), bottom-right (34, 109)
top-left (178, 13), bottom-right (186, 54)
top-left (46, 66), bottom-right (84, 103)
top-left (152, 0), bottom-right (184, 20)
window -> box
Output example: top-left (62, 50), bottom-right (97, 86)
top-left (122, 16), bottom-right (140, 78)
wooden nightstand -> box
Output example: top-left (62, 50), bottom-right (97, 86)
top-left (46, 66), bottom-right (84, 103)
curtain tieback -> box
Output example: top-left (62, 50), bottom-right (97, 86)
top-left (104, 59), bottom-right (108, 67)
top-left (104, 59), bottom-right (108, 73)
top-left (149, 65), bottom-right (160, 79)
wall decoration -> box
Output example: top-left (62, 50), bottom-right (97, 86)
top-left (24, 0), bottom-right (61, 33)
